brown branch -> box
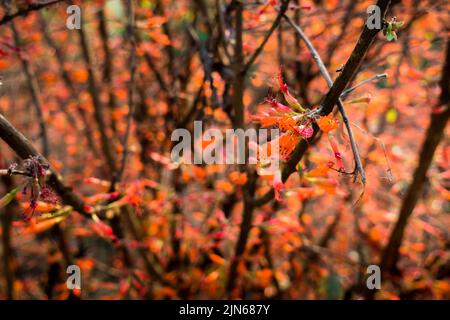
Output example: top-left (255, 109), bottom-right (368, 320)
top-left (38, 13), bottom-right (100, 158)
top-left (0, 113), bottom-right (90, 217)
top-left (260, 226), bottom-right (282, 296)
top-left (231, 3), bottom-right (244, 129)
top-left (318, 0), bottom-right (391, 115)
top-left (3, 5), bottom-right (81, 294)
top-left (224, 2), bottom-right (264, 297)
top-left (97, 7), bottom-right (118, 135)
top-left (177, 79), bottom-right (204, 129)
top-left (242, 0), bottom-right (290, 74)
top-left (216, 0), bottom-right (232, 61)
top-left (111, 2), bottom-right (168, 290)
top-left (122, 205), bottom-right (170, 286)
top-left (154, 0), bottom-right (175, 83)
top-left (113, 0), bottom-right (137, 185)
top-left (1, 175), bottom-right (16, 299)
top-left (5, 4), bottom-right (49, 158)
top-left (324, 0), bottom-right (357, 66)
top-left (75, 6), bottom-right (117, 175)
top-left (0, 0), bottom-right (63, 26)
top-left (141, 48), bottom-right (172, 96)
top-left (225, 1), bottom-right (253, 296)
top-left (0, 169), bottom-right (28, 176)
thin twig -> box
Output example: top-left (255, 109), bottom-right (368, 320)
top-left (225, 1), bottom-right (255, 297)
top-left (242, 0), bottom-right (290, 74)
top-left (113, 0), bottom-right (137, 186)
top-left (154, 0), bottom-right (175, 84)
top-left (216, 0), bottom-right (232, 61)
top-left (76, 5), bottom-right (117, 175)
top-left (0, 169), bottom-right (28, 176)
top-left (97, 6), bottom-right (119, 136)
top-left (340, 73), bottom-right (388, 99)
top-left (4, 1), bottom-right (49, 158)
top-left (0, 174), bottom-right (16, 299)
top-left (38, 13), bottom-right (100, 158)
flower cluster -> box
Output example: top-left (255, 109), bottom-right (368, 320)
top-left (251, 71), bottom-right (316, 162)
top-left (252, 70), bottom-right (343, 201)
top-left (18, 156), bottom-right (57, 220)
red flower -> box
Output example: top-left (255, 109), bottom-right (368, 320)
top-left (277, 70), bottom-right (305, 112)
top-left (273, 170), bottom-right (284, 202)
top-left (295, 125), bottom-right (314, 139)
top-left (328, 134), bottom-right (345, 172)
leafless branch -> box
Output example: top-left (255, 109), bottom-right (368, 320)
top-left (340, 73), bottom-right (388, 99)
top-left (113, 0), bottom-right (137, 185)
top-left (242, 0), bottom-right (290, 74)
top-left (0, 0), bottom-right (64, 26)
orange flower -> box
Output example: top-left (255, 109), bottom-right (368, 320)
top-left (252, 113), bottom-right (298, 132)
top-left (216, 180), bottom-right (233, 193)
top-left (279, 133), bottom-right (300, 160)
top-left (296, 187), bottom-right (319, 200)
top-left (258, 115), bottom-right (280, 128)
top-left (317, 114), bottom-right (339, 133)
top-left (229, 171), bottom-right (248, 185)
top-left (256, 268), bottom-right (273, 288)
top-left (208, 253), bottom-right (225, 265)
top-left (273, 171), bottom-right (284, 202)
top-left (277, 116), bottom-right (297, 132)
top-left (328, 134), bottom-right (345, 171)
top-left (304, 176), bottom-right (338, 194)
top-left (307, 163), bottom-right (330, 177)
top-left (72, 69), bottom-right (88, 83)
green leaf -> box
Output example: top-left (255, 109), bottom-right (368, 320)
top-left (140, 0), bottom-right (153, 9)
top-left (106, 0), bottom-right (125, 19)
top-left (383, 19), bottom-right (403, 41)
top-left (198, 31), bottom-right (209, 43)
top-left (386, 23), bottom-right (393, 33)
top-left (38, 206), bottom-right (72, 222)
top-left (297, 163), bottom-right (303, 175)
top-left (0, 187), bottom-right (19, 209)
top-left (325, 270), bottom-right (343, 300)
top-left (386, 31), bottom-right (396, 41)
top-left (345, 96), bottom-right (371, 105)
top-left (392, 21), bottom-right (404, 30)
